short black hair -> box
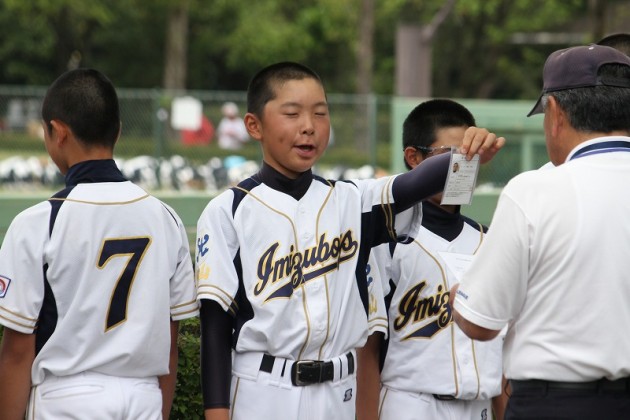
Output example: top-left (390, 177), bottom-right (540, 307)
top-left (41, 68), bottom-right (121, 148)
top-left (597, 33), bottom-right (630, 57)
top-left (550, 63), bottom-right (630, 132)
top-left (246, 62), bottom-right (324, 118)
top-left (402, 98), bottom-right (475, 152)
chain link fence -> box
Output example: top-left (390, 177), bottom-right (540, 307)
top-left (0, 86), bottom-right (397, 192)
top-left (0, 86), bottom-right (550, 194)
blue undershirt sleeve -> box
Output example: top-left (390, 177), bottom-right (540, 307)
top-left (392, 152), bottom-right (450, 213)
top-left (200, 299), bottom-right (233, 409)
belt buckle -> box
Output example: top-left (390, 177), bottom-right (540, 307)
top-left (291, 360), bottom-right (318, 386)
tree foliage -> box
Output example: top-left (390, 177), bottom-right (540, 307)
top-left (0, 0), bottom-right (616, 99)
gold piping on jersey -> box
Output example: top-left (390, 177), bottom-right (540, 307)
top-left (0, 311), bottom-right (36, 330)
top-left (471, 340), bottom-right (481, 399)
top-left (316, 180), bottom-right (335, 360)
top-left (0, 304), bottom-right (38, 322)
top-left (472, 222), bottom-right (484, 254)
top-left (378, 387), bottom-right (388, 418)
top-left (48, 194), bottom-right (151, 205)
top-left (233, 186), bottom-right (300, 246)
top-left (380, 176), bottom-right (397, 241)
top-left (171, 299), bottom-right (198, 310)
top-left (171, 306), bottom-right (202, 318)
top-left (471, 221), bottom-right (484, 399)
top-left (317, 275), bottom-right (332, 361)
top-left (197, 284), bottom-right (239, 310)
top-left (197, 287), bottom-right (238, 316)
top-left (29, 384), bottom-right (37, 420)
top-left (230, 377), bottom-right (240, 420)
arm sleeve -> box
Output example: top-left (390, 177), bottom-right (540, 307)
top-left (200, 300), bottom-right (233, 409)
top-left (392, 152), bottom-right (450, 213)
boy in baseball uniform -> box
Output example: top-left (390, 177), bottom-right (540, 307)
top-left (357, 99), bottom-right (507, 420)
top-left (196, 63), bottom-right (504, 420)
top-left (0, 69), bottom-right (199, 420)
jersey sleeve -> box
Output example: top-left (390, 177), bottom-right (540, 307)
top-left (164, 204), bottom-right (199, 321)
top-left (195, 191), bottom-right (240, 315)
top-left (353, 175), bottom-right (399, 243)
top-left (0, 203), bottom-right (50, 334)
top-left (454, 186), bottom-right (530, 331)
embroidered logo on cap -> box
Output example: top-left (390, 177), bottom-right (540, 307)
top-left (0, 275), bottom-right (11, 298)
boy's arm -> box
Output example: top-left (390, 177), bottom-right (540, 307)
top-left (200, 300), bottom-right (232, 420)
top-left (0, 327), bottom-right (35, 420)
top-left (356, 332), bottom-right (384, 420)
top-left (159, 321), bottom-right (180, 419)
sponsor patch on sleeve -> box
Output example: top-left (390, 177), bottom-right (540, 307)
top-left (0, 275), bottom-right (11, 298)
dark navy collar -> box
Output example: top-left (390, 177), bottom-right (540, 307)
top-left (64, 159), bottom-right (127, 187)
top-left (255, 161), bottom-right (312, 200)
top-left (421, 201), bottom-right (463, 242)
top-left (569, 138), bottom-right (630, 161)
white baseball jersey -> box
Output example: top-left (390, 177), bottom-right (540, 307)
top-left (0, 160), bottom-right (199, 386)
top-left (196, 163), bottom-right (395, 362)
top-left (455, 137), bottom-right (630, 382)
top-left (375, 202), bottom-right (503, 399)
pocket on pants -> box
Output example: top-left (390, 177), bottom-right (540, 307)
top-left (40, 383), bottom-right (105, 400)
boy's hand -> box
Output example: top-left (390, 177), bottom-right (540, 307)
top-left (459, 127), bottom-right (506, 164)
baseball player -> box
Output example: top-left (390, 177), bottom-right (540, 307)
top-left (0, 69), bottom-right (199, 420)
top-left (196, 62), bottom-right (504, 420)
top-left (357, 99), bottom-right (507, 420)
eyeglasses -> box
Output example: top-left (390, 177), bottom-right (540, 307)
top-left (411, 145), bottom-right (458, 156)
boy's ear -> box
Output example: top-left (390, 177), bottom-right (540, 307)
top-left (49, 120), bottom-right (70, 145)
top-left (244, 113), bottom-right (263, 141)
top-left (403, 146), bottom-right (424, 169)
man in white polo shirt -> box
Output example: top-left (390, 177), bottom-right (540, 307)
top-left (451, 44), bottom-right (630, 419)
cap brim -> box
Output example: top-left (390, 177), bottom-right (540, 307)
top-left (527, 95), bottom-right (544, 117)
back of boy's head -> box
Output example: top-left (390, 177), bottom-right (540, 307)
top-left (402, 99), bottom-right (476, 153)
top-left (42, 68), bottom-right (121, 149)
top-left (597, 33), bottom-right (630, 57)
top-left (247, 62), bottom-right (324, 118)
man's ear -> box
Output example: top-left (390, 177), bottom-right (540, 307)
top-left (547, 96), bottom-right (565, 139)
top-left (244, 112), bottom-right (263, 141)
top-left (403, 146), bottom-right (423, 169)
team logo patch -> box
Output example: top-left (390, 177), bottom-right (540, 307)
top-left (0, 275), bottom-right (11, 298)
top-left (196, 234), bottom-right (210, 263)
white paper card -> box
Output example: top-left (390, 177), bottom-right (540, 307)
top-left (441, 152), bottom-right (480, 205)
top-left (438, 251), bottom-right (474, 283)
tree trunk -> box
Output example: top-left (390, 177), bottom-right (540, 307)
top-left (163, 1), bottom-right (189, 90)
top-left (590, 0), bottom-right (607, 41)
top-left (354, 0), bottom-right (375, 152)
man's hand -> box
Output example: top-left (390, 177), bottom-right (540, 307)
top-left (459, 126), bottom-right (506, 164)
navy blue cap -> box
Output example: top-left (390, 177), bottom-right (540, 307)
top-left (528, 44), bottom-right (630, 117)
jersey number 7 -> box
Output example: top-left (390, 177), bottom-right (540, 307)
top-left (97, 237), bottom-right (152, 331)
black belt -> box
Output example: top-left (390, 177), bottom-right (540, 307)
top-left (259, 352), bottom-right (355, 386)
top-left (433, 394), bottom-right (456, 401)
top-left (510, 378), bottom-right (630, 394)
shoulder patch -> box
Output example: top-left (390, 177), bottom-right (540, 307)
top-left (0, 275), bottom-right (11, 298)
